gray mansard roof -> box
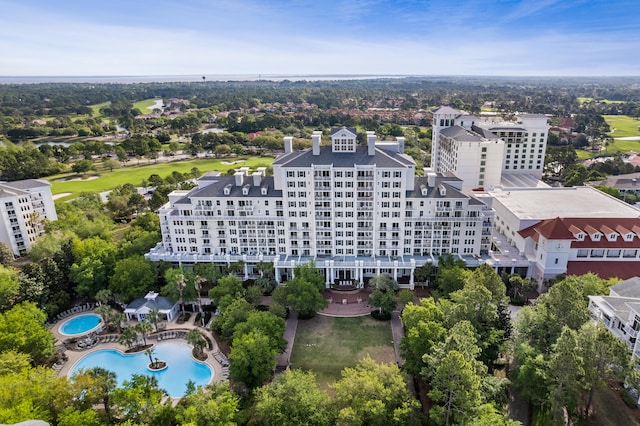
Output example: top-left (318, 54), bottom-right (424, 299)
top-left (0, 179), bottom-right (51, 190)
top-left (273, 146), bottom-right (415, 168)
top-left (433, 106), bottom-right (461, 115)
top-left (331, 127), bottom-right (357, 136)
top-left (180, 176), bottom-right (282, 200)
top-left (471, 125), bottom-right (500, 140)
top-left (440, 125), bottom-right (483, 142)
top-left (407, 177), bottom-right (469, 200)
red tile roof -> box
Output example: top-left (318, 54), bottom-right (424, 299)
top-left (566, 261), bottom-right (640, 280)
top-left (519, 218), bottom-right (640, 245)
top-left (518, 217), bottom-right (574, 240)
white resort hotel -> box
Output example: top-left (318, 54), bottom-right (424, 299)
top-left (147, 127), bottom-right (492, 288)
top-left (147, 108), bottom-right (640, 287)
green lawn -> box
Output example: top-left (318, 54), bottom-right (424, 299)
top-left (133, 98), bottom-right (162, 112)
top-left (604, 115), bottom-right (640, 138)
top-left (49, 156), bottom-right (274, 200)
top-left (89, 101), bottom-right (111, 117)
top-left (290, 316), bottom-right (395, 391)
top-left (576, 149), bottom-right (595, 160)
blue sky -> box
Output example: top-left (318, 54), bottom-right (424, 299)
top-left (1, 0), bottom-right (639, 77)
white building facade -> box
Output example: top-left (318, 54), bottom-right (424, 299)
top-left (147, 129), bottom-right (492, 288)
top-left (588, 277), bottom-right (640, 403)
top-left (0, 179), bottom-right (57, 256)
top-left (482, 186), bottom-right (640, 283)
top-left (431, 106), bottom-right (549, 191)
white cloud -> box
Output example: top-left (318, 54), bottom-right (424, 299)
top-left (0, 1), bottom-right (637, 76)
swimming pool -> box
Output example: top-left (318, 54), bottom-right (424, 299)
top-left (59, 313), bottom-right (102, 336)
top-left (68, 342), bottom-right (213, 397)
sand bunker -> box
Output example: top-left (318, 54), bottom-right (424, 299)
top-left (54, 175), bottom-right (99, 183)
top-left (53, 192), bottom-right (72, 200)
top-left (220, 160), bottom-right (246, 165)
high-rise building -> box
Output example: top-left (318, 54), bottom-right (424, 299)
top-left (431, 107), bottom-right (549, 191)
top-left (0, 179), bottom-right (57, 256)
top-left (147, 128), bottom-right (492, 288)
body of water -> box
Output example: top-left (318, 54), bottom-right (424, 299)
top-left (59, 314), bottom-right (102, 336)
top-left (0, 74), bottom-right (408, 84)
top-left (68, 342), bottom-right (213, 397)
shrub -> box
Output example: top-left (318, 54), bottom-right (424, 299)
top-left (370, 310), bottom-right (391, 321)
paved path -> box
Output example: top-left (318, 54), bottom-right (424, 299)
top-left (390, 310), bottom-right (405, 367)
top-left (277, 310), bottom-right (298, 368)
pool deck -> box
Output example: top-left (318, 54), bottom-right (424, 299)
top-left (51, 311), bottom-right (227, 383)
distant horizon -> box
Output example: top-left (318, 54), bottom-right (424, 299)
top-left (1, 1), bottom-right (638, 77)
top-left (1, 74), bottom-right (640, 85)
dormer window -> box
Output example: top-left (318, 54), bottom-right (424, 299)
top-left (223, 184), bottom-right (232, 195)
top-left (607, 233), bottom-right (617, 242)
top-left (592, 233), bottom-right (601, 241)
top-left (624, 233), bottom-right (634, 241)
top-left (261, 187), bottom-right (268, 195)
top-left (576, 233), bottom-right (585, 241)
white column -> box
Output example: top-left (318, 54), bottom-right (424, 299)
top-left (393, 260), bottom-right (398, 281)
top-left (410, 259), bottom-right (416, 290)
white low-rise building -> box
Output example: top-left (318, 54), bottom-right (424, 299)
top-left (483, 186), bottom-right (640, 283)
top-left (0, 179), bottom-right (57, 256)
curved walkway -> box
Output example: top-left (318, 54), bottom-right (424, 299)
top-left (50, 311), bottom-right (227, 383)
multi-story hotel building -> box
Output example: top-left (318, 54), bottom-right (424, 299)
top-left (431, 106), bottom-right (549, 191)
top-left (0, 179), bottom-right (57, 256)
top-left (147, 128), bottom-right (492, 288)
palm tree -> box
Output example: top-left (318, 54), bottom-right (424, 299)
top-left (87, 367), bottom-right (117, 423)
top-left (185, 329), bottom-right (207, 358)
top-left (94, 288), bottom-right (113, 306)
top-left (112, 311), bottom-right (126, 333)
top-left (194, 276), bottom-right (206, 326)
top-left (119, 327), bottom-right (137, 349)
top-left (95, 304), bottom-right (112, 329)
top-left (147, 308), bottom-right (161, 334)
top-left (229, 260), bottom-right (245, 277)
top-left (144, 347), bottom-right (156, 367)
top-left (256, 260), bottom-right (274, 278)
top-left (176, 274), bottom-right (187, 317)
top-left (135, 321), bottom-right (154, 346)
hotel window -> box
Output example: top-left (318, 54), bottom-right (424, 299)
top-left (623, 249), bottom-right (637, 258)
top-left (607, 249), bottom-right (621, 258)
top-left (590, 249), bottom-right (604, 258)
top-left (576, 249), bottom-right (588, 258)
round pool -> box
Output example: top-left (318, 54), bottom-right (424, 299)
top-left (68, 342), bottom-right (213, 397)
top-left (59, 313), bottom-right (102, 336)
